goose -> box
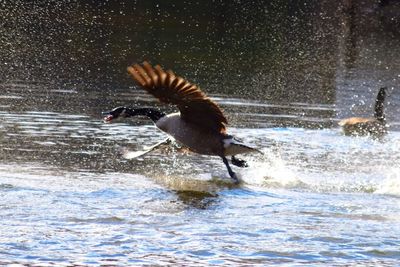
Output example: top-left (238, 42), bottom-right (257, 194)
top-left (103, 61), bottom-right (261, 183)
top-left (338, 87), bottom-right (387, 137)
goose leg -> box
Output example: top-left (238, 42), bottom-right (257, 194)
top-left (231, 156), bottom-right (248, 168)
top-left (221, 156), bottom-right (239, 184)
top-left (121, 138), bottom-right (171, 159)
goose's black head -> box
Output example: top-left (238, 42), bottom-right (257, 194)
top-left (102, 106), bottom-right (128, 123)
top-left (102, 107), bottom-right (166, 123)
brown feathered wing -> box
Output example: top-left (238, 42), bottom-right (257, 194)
top-left (127, 61), bottom-right (227, 133)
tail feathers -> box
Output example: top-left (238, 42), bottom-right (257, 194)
top-left (374, 87), bottom-right (386, 121)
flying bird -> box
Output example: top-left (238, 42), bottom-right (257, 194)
top-left (339, 87), bottom-right (387, 138)
top-left (103, 61), bottom-right (261, 183)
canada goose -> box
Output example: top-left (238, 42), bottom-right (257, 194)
top-left (338, 87), bottom-right (387, 137)
top-left (103, 61), bottom-right (261, 183)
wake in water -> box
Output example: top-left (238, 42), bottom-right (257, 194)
top-left (233, 128), bottom-right (400, 196)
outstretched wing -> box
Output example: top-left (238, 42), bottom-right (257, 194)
top-left (127, 61), bottom-right (227, 133)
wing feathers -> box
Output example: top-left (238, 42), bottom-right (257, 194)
top-left (154, 65), bottom-right (167, 87)
top-left (127, 66), bottom-right (146, 87)
top-left (142, 61), bottom-right (158, 87)
top-left (127, 61), bottom-right (227, 133)
top-left (174, 77), bottom-right (187, 91)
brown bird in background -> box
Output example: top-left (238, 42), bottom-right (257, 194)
top-left (339, 87), bottom-right (387, 138)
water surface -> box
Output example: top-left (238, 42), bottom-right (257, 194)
top-left (1, 84), bottom-right (400, 266)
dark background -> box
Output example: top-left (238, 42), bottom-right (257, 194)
top-left (1, 0), bottom-right (399, 121)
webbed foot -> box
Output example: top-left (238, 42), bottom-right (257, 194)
top-left (231, 156), bottom-right (248, 168)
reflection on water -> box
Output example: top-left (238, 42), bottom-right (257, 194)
top-left (1, 0), bottom-right (400, 265)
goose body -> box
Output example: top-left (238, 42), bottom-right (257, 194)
top-left (155, 112), bottom-right (225, 155)
top-left (338, 117), bottom-right (387, 137)
top-left (103, 61), bottom-right (260, 183)
top-left (155, 113), bottom-right (256, 156)
top-left (339, 87), bottom-right (387, 138)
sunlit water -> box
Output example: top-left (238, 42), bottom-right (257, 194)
top-left (1, 84), bottom-right (399, 266)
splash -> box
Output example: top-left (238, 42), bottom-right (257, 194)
top-left (240, 148), bottom-right (304, 188)
top-left (237, 137), bottom-right (400, 197)
top-left (375, 167), bottom-right (400, 196)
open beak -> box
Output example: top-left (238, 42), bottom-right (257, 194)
top-left (102, 111), bottom-right (113, 123)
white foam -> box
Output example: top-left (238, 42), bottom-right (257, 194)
top-left (240, 148), bottom-right (303, 188)
top-left (375, 167), bottom-right (400, 196)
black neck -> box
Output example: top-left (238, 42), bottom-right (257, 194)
top-left (374, 87), bottom-right (386, 121)
top-left (124, 108), bottom-right (165, 123)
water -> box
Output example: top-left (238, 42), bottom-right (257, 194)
top-left (1, 84), bottom-right (400, 266)
top-left (1, 0), bottom-right (400, 266)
